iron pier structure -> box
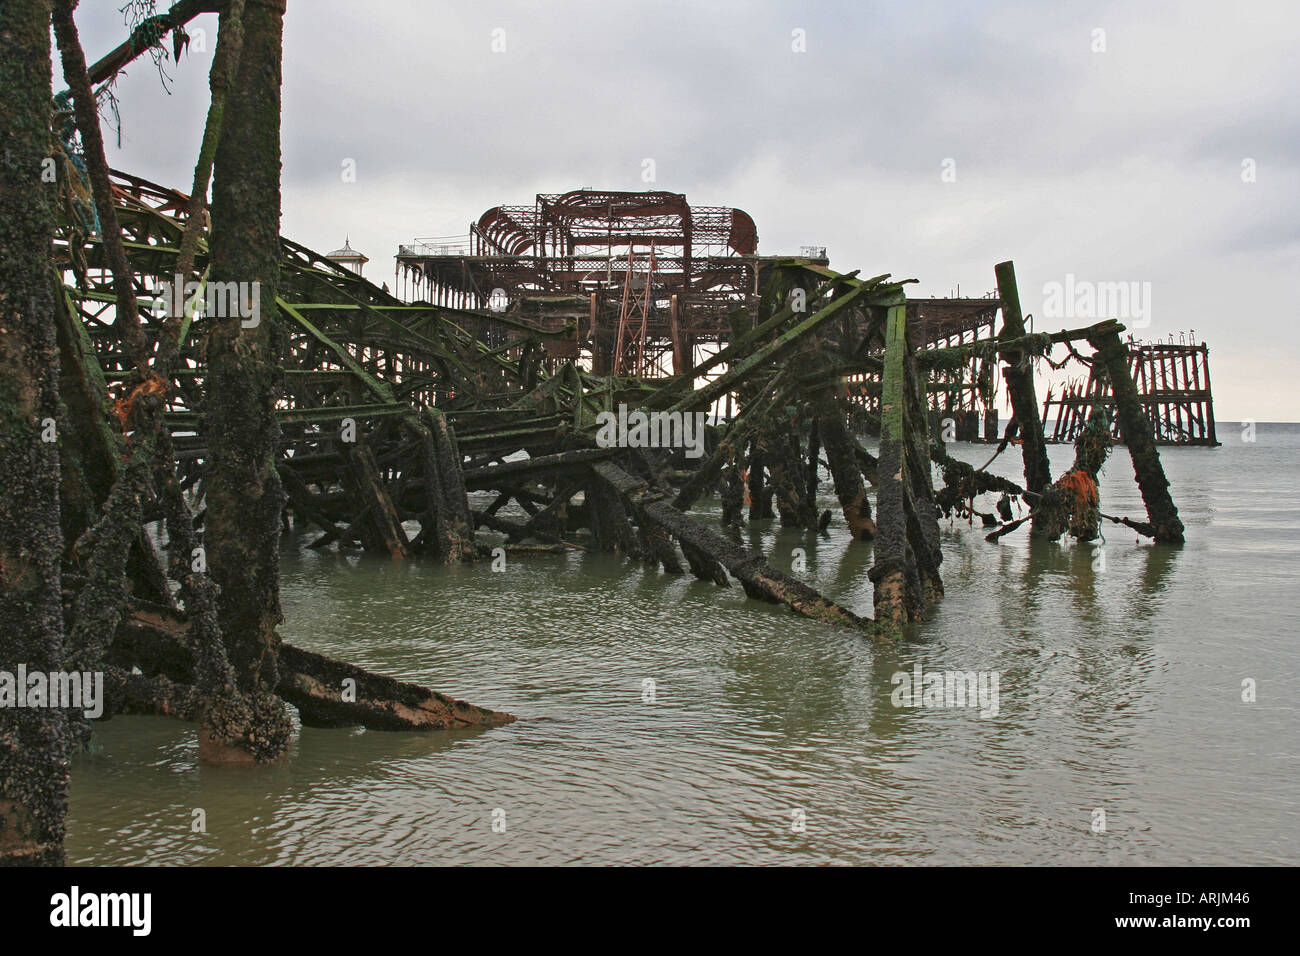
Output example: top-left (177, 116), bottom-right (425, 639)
top-left (396, 188), bottom-right (1010, 434)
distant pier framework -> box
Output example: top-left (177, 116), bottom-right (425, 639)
top-left (1044, 336), bottom-right (1218, 446)
top-left (396, 188), bottom-right (1004, 432)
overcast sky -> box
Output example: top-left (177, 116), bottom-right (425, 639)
top-left (60, 0), bottom-right (1298, 421)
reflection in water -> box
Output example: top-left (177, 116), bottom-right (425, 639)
top-left (67, 428), bottom-right (1300, 865)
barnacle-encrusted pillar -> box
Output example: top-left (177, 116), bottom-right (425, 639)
top-left (201, 0), bottom-right (293, 762)
top-left (869, 298), bottom-right (923, 635)
top-left (0, 0), bottom-right (69, 866)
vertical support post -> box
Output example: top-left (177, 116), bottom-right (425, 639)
top-left (994, 260), bottom-right (1052, 532)
top-left (1200, 344), bottom-right (1218, 445)
top-left (591, 293), bottom-right (611, 376)
top-left (983, 408), bottom-right (999, 442)
top-left (669, 293), bottom-right (687, 376)
top-left (339, 433), bottom-right (410, 559)
top-left (415, 409), bottom-right (475, 563)
top-left (820, 390), bottom-right (877, 539)
top-left (0, 0), bottom-right (69, 863)
top-left (869, 297), bottom-right (918, 635)
top-left (902, 343), bottom-right (945, 604)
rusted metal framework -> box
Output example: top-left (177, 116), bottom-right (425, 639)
top-left (914, 297), bottom-right (1001, 437)
top-left (396, 189), bottom-right (1009, 428)
top-left (396, 188), bottom-right (764, 380)
top-left (398, 189), bottom-right (759, 301)
top-left (1044, 334), bottom-right (1218, 445)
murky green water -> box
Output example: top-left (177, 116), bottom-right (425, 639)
top-left (67, 425), bottom-right (1300, 864)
